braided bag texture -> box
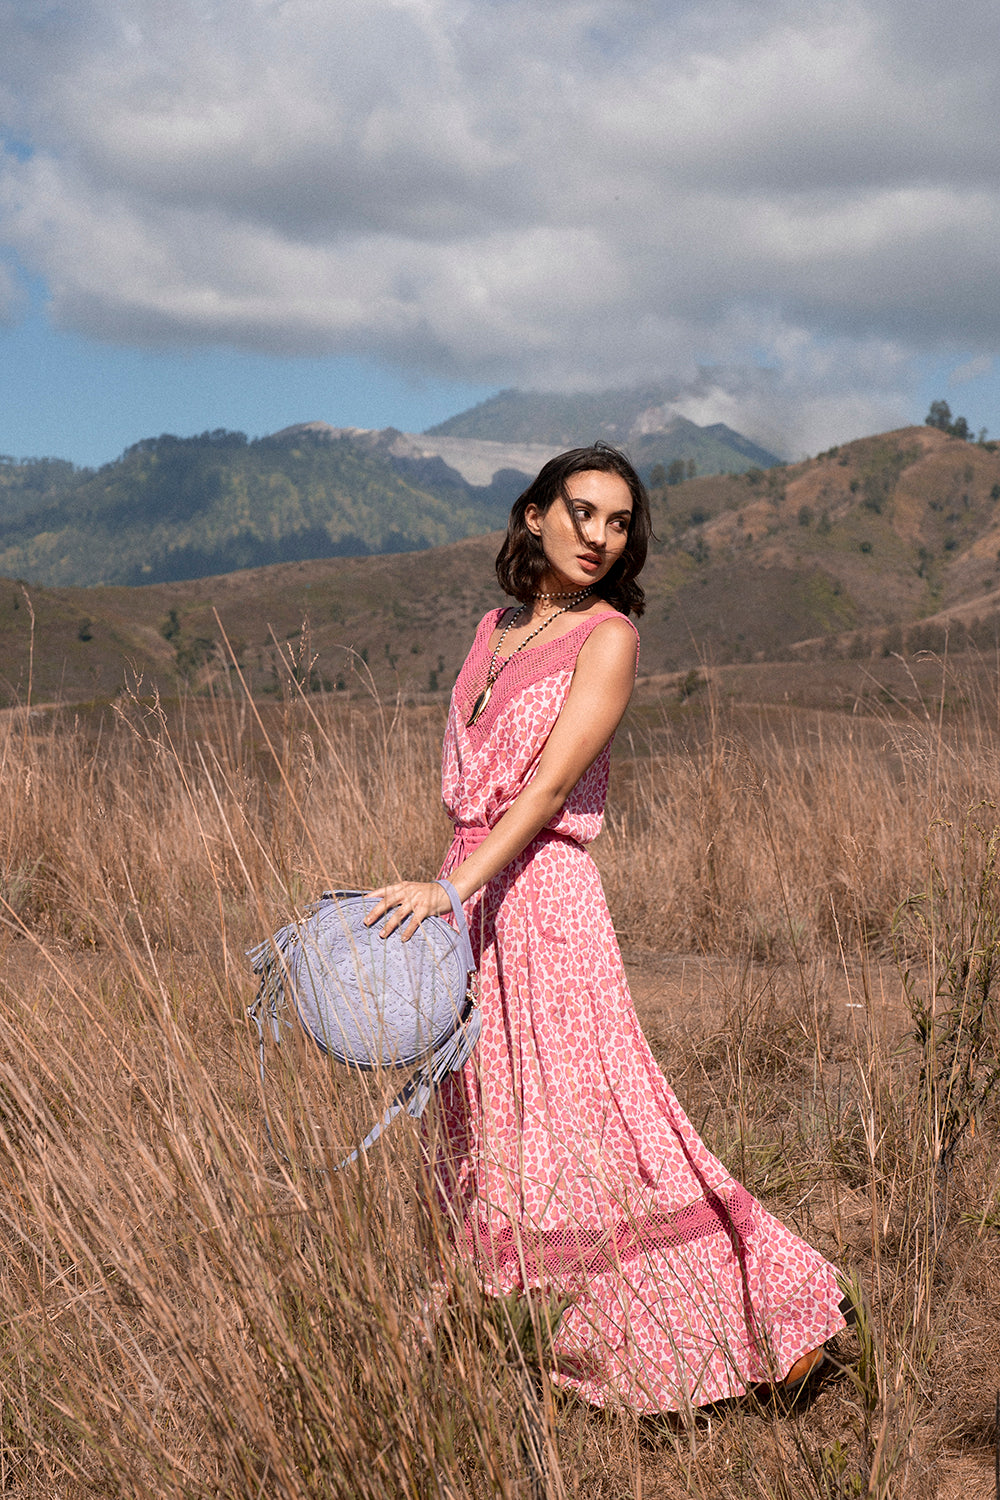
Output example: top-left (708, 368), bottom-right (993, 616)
top-left (249, 886), bottom-right (475, 1068)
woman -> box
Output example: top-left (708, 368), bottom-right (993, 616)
top-left (367, 444), bottom-right (844, 1414)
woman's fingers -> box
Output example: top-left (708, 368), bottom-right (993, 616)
top-left (364, 886), bottom-right (408, 928)
top-left (377, 899), bottom-right (412, 940)
top-left (363, 881), bottom-right (448, 940)
top-left (362, 889), bottom-right (393, 925)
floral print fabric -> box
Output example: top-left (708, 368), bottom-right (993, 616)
top-left (433, 608), bottom-right (845, 1412)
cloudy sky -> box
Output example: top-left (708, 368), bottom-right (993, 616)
top-left (1, 0), bottom-right (998, 465)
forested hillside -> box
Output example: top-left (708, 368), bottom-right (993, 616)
top-left (0, 388), bottom-right (785, 588)
top-left (0, 428), bottom-right (512, 587)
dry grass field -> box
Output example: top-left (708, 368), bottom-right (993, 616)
top-left (1, 648), bottom-right (999, 1498)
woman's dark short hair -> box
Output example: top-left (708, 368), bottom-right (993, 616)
top-left (495, 443), bottom-right (651, 617)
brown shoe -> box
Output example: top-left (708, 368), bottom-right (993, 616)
top-left (782, 1345), bottom-right (826, 1391)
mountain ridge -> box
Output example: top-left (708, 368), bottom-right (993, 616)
top-left (425, 386), bottom-right (782, 473)
top-left (4, 423), bottom-right (1000, 707)
top-left (0, 402), bottom-right (779, 588)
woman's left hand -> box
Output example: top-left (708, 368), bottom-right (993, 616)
top-left (364, 880), bottom-right (451, 942)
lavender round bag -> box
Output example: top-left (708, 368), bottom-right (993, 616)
top-left (247, 879), bottom-right (479, 1167)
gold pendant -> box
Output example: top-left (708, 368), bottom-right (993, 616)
top-left (466, 681), bottom-right (493, 728)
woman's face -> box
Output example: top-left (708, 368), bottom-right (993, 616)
top-left (525, 469), bottom-right (633, 594)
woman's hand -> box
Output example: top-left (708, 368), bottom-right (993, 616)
top-left (364, 880), bottom-right (451, 942)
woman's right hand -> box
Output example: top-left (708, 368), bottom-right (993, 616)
top-left (364, 879), bottom-right (451, 942)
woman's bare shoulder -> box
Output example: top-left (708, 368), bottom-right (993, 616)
top-left (582, 607), bottom-right (639, 643)
top-left (576, 610), bottom-right (639, 670)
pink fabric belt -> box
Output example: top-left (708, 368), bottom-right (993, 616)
top-left (449, 822), bottom-right (583, 867)
top-left (450, 823), bottom-right (492, 864)
top-left (447, 823), bottom-right (585, 943)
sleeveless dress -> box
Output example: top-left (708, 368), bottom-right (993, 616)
top-left (433, 607), bottom-right (845, 1413)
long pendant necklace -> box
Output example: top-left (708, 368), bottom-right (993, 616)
top-left (466, 588), bottom-right (593, 728)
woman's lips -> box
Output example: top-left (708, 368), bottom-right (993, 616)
top-left (578, 553), bottom-right (601, 571)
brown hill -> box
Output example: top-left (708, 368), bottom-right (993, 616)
top-left (0, 537), bottom-right (506, 707)
top-left (636, 424), bottom-right (1000, 670)
top-left (3, 425), bottom-right (1000, 708)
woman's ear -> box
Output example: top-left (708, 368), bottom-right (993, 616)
top-left (524, 502), bottom-right (542, 536)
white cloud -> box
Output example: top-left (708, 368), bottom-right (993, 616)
top-left (1, 0), bottom-right (998, 445)
top-left (949, 354), bottom-right (994, 387)
top-left (670, 332), bottom-right (914, 458)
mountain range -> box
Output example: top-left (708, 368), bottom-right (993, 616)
top-left (0, 387), bottom-right (779, 589)
top-left (3, 423), bottom-right (1000, 708)
top-left (426, 387), bottom-right (779, 475)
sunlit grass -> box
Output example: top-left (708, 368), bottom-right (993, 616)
top-left (0, 659), bottom-right (998, 1496)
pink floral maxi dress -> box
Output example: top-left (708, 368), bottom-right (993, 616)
top-left (434, 608), bottom-right (845, 1413)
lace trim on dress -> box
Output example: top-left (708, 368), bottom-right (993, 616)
top-left (461, 1183), bottom-right (759, 1283)
top-left (456, 609), bottom-right (638, 751)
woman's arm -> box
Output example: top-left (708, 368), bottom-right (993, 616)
top-left (366, 616), bottom-right (637, 940)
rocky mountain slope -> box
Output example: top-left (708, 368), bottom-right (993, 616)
top-left (426, 385), bottom-right (781, 475)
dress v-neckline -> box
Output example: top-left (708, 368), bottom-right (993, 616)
top-left (488, 607), bottom-right (617, 665)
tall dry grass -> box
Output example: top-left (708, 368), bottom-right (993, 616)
top-left (0, 654), bottom-right (998, 1497)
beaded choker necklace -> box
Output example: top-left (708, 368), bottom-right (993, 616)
top-left (466, 589), bottom-right (593, 728)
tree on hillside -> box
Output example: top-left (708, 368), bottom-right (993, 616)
top-left (926, 400), bottom-right (971, 440)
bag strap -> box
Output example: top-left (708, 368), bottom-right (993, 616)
top-left (434, 877), bottom-right (475, 973)
top-left (247, 880), bottom-right (477, 1172)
